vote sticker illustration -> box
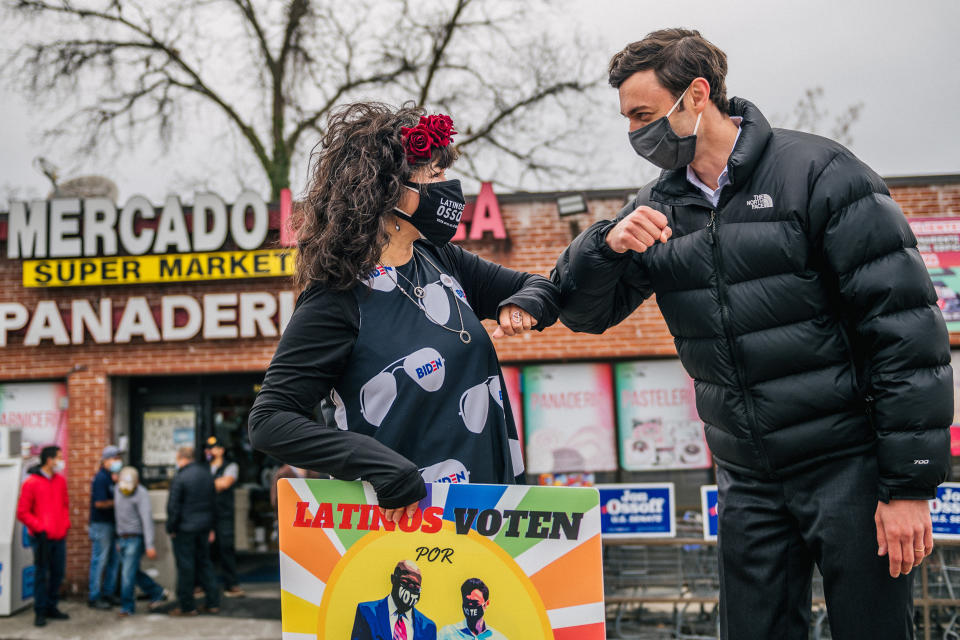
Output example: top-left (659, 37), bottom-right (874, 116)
top-left (277, 479), bottom-right (606, 639)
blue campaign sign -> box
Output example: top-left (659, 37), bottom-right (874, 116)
top-left (931, 483), bottom-right (960, 540)
top-left (22, 565), bottom-right (34, 600)
top-left (597, 483), bottom-right (675, 538)
top-left (701, 485), bottom-right (718, 541)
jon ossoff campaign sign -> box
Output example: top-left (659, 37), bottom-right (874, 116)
top-left (277, 479), bottom-right (605, 639)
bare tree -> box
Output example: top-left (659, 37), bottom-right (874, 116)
top-left (777, 87), bottom-right (864, 147)
top-left (4, 0), bottom-right (602, 199)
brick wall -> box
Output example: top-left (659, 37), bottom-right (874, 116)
top-left (2, 178), bottom-right (959, 592)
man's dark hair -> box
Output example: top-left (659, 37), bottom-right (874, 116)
top-left (461, 577), bottom-right (489, 601)
top-left (40, 445), bottom-right (60, 466)
top-left (608, 28), bottom-right (729, 114)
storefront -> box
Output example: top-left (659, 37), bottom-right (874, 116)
top-left (2, 175), bottom-right (959, 591)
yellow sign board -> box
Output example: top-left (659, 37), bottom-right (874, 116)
top-left (22, 249), bottom-right (296, 287)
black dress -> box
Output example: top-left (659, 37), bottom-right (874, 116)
top-left (248, 241), bottom-right (560, 508)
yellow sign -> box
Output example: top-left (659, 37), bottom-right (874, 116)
top-left (22, 249), bottom-right (296, 287)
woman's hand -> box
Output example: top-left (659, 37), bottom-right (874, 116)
top-left (380, 502), bottom-right (419, 524)
top-left (493, 304), bottom-right (537, 338)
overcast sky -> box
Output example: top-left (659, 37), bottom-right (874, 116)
top-left (1, 0), bottom-right (958, 208)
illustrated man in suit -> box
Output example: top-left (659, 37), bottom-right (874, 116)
top-left (351, 560), bottom-right (437, 640)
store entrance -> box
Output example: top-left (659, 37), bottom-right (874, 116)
top-left (128, 373), bottom-right (280, 577)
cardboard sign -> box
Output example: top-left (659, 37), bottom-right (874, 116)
top-left (701, 485), bottom-right (718, 541)
top-left (597, 483), bottom-right (675, 538)
top-left (931, 483), bottom-right (960, 540)
top-left (277, 479), bottom-right (605, 639)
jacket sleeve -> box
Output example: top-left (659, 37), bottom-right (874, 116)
top-left (61, 476), bottom-right (70, 531)
top-left (248, 286), bottom-right (427, 510)
top-left (16, 480), bottom-right (42, 534)
top-left (138, 489), bottom-right (156, 550)
top-left (551, 197), bottom-right (656, 334)
top-left (809, 149), bottom-right (953, 501)
top-left (166, 475), bottom-right (183, 534)
top-left (438, 243), bottom-right (560, 329)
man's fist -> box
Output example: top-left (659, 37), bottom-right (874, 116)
top-left (145, 547), bottom-right (157, 560)
top-left (605, 206), bottom-right (672, 254)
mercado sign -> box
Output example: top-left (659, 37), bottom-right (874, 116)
top-left (277, 478), bottom-right (605, 639)
top-left (3, 183), bottom-right (509, 288)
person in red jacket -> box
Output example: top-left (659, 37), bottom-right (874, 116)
top-left (16, 445), bottom-right (71, 627)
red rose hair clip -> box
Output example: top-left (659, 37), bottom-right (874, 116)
top-left (401, 114), bottom-right (457, 164)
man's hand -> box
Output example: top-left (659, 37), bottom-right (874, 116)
top-left (493, 304), bottom-right (537, 338)
top-left (605, 206), bottom-right (672, 254)
top-left (875, 499), bottom-right (934, 578)
top-left (145, 547), bottom-right (157, 560)
top-left (381, 502), bottom-right (418, 525)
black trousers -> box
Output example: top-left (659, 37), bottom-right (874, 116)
top-left (172, 530), bottom-right (221, 611)
top-left (30, 534), bottom-right (65, 615)
top-left (211, 519), bottom-right (238, 588)
top-left (717, 454), bottom-right (915, 640)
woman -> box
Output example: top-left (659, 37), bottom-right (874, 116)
top-left (248, 102), bottom-right (559, 523)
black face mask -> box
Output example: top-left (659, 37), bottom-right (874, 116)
top-left (627, 86), bottom-right (701, 171)
top-left (394, 179), bottom-right (465, 246)
top-left (391, 578), bottom-right (421, 614)
top-left (463, 603), bottom-right (483, 622)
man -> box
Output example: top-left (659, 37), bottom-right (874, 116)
top-left (204, 435), bottom-right (244, 597)
top-left (438, 578), bottom-right (507, 640)
top-left (553, 28), bottom-right (952, 639)
top-left (351, 560), bottom-right (437, 640)
top-left (16, 445), bottom-right (70, 627)
top-left (88, 444), bottom-right (123, 609)
top-left (114, 466), bottom-right (168, 616)
top-left (166, 446), bottom-right (221, 616)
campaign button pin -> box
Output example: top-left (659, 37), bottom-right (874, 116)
top-left (440, 274), bottom-right (454, 288)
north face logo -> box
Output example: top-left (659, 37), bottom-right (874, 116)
top-left (747, 194), bottom-right (774, 209)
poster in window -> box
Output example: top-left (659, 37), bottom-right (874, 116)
top-left (501, 366), bottom-right (524, 459)
top-left (910, 218), bottom-right (960, 332)
top-left (522, 363), bottom-right (616, 474)
top-left (142, 409), bottom-right (196, 466)
top-left (615, 360), bottom-right (710, 471)
top-left (277, 479), bottom-right (606, 639)
top-left (0, 382), bottom-right (68, 469)
top-left (951, 351), bottom-right (960, 456)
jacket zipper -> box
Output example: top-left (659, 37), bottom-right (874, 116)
top-left (707, 210), bottom-right (774, 475)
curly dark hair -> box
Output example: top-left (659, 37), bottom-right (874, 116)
top-left (293, 102), bottom-right (459, 292)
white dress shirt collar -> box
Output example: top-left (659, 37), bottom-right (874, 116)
top-left (387, 596), bottom-right (412, 638)
top-left (686, 116), bottom-right (743, 208)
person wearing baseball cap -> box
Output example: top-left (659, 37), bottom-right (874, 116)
top-left (204, 436), bottom-right (244, 597)
top-left (88, 444), bottom-right (123, 609)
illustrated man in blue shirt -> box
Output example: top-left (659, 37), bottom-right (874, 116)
top-left (438, 578), bottom-right (507, 640)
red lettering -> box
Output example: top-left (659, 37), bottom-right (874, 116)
top-left (356, 504), bottom-right (376, 531)
top-left (369, 508), bottom-right (396, 532)
top-left (468, 182), bottom-right (506, 240)
top-left (337, 504), bottom-right (360, 530)
top-left (310, 502), bottom-right (334, 528)
top-left (397, 508), bottom-right (423, 532)
top-left (421, 506), bottom-right (443, 534)
top-left (293, 501), bottom-right (312, 527)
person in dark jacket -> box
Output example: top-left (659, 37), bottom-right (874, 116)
top-left (204, 435), bottom-right (243, 597)
top-left (16, 445), bottom-right (71, 627)
top-left (248, 103), bottom-right (559, 523)
top-left (166, 446), bottom-right (221, 616)
top-left (553, 28), bottom-right (952, 639)
top-left (87, 444), bottom-right (123, 609)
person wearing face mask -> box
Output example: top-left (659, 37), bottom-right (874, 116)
top-left (87, 444), bottom-right (124, 609)
top-left (17, 445), bottom-right (71, 627)
top-left (248, 103), bottom-right (559, 523)
top-left (553, 28), bottom-right (951, 639)
top-left (351, 560), bottom-right (436, 640)
top-left (438, 578), bottom-right (507, 640)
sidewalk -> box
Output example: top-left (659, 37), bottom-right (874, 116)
top-left (0, 584), bottom-right (282, 640)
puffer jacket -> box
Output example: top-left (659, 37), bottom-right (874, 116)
top-left (553, 97), bottom-right (952, 500)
